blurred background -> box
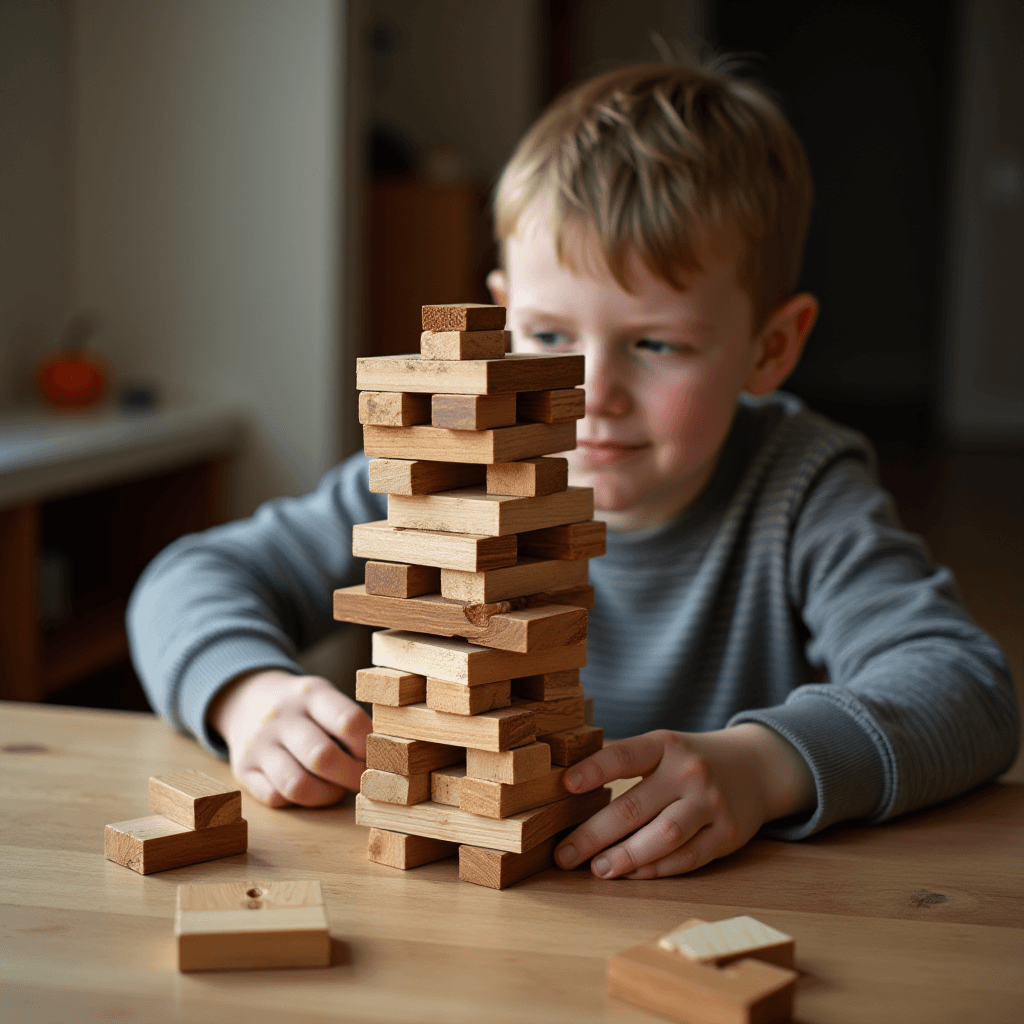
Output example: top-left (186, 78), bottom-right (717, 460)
top-left (0, 0), bottom-right (1020, 769)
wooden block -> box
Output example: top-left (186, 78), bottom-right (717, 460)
top-left (359, 768), bottom-right (431, 806)
top-left (356, 352), bottom-right (584, 396)
top-left (465, 742), bottom-right (551, 784)
top-left (584, 695), bottom-right (594, 725)
top-left (458, 835), bottom-right (558, 889)
top-left (512, 696), bottom-right (585, 733)
top-left (430, 765), bottom-right (466, 806)
top-left (458, 584), bottom-right (595, 621)
top-left (364, 421), bottom-right (576, 465)
top-left (364, 561), bottom-right (440, 599)
top-left (364, 733), bottom-right (464, 776)
top-left (367, 827), bottom-right (457, 870)
top-left (422, 303), bottom-right (506, 332)
top-left (387, 486), bottom-right (593, 537)
top-left (431, 393), bottom-right (516, 430)
top-left (355, 666), bottom-right (427, 706)
top-left (658, 916), bottom-right (795, 970)
top-left (539, 724), bottom-right (604, 765)
top-left (440, 555), bottom-right (587, 604)
top-left (105, 815), bottom-right (248, 875)
top-left (460, 767), bottom-right (567, 818)
top-left (486, 457), bottom-right (568, 497)
top-left (148, 770), bottom-right (241, 830)
top-left (517, 520), bottom-right (607, 560)
top-left (355, 786), bottom-right (611, 854)
top-left (176, 879), bottom-right (330, 972)
top-left (516, 388), bottom-right (586, 423)
top-left (368, 458), bottom-right (485, 495)
top-left (421, 329), bottom-right (509, 361)
top-left (512, 670), bottom-right (584, 701)
top-left (372, 702), bottom-right (536, 753)
top-left (353, 520), bottom-right (517, 572)
top-left (426, 677), bottom-right (511, 715)
top-left (607, 942), bottom-right (798, 1024)
top-left (372, 629), bottom-right (588, 685)
top-left (358, 391), bottom-right (431, 426)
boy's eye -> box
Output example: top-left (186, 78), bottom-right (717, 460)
top-left (635, 338), bottom-right (680, 356)
top-left (530, 331), bottom-right (573, 347)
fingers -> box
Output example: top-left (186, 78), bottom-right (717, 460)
top-left (625, 821), bottom-right (732, 879)
top-left (305, 681), bottom-right (372, 759)
top-left (563, 732), bottom-right (670, 793)
top-left (277, 713), bottom-right (365, 791)
top-left (259, 744), bottom-right (347, 807)
top-left (590, 799), bottom-right (706, 879)
top-left (236, 765), bottom-right (291, 808)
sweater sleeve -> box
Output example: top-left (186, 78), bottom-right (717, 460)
top-left (126, 451), bottom-right (385, 755)
top-left (731, 453), bottom-right (1019, 839)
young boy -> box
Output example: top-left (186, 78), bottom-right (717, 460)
top-left (128, 57), bottom-right (1018, 881)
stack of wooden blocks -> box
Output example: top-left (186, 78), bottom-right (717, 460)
top-left (335, 302), bottom-right (610, 889)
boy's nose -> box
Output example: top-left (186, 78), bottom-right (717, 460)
top-left (584, 355), bottom-right (631, 418)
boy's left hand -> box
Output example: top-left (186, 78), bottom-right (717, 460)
top-left (554, 724), bottom-right (815, 879)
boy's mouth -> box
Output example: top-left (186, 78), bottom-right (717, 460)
top-left (577, 440), bottom-right (649, 466)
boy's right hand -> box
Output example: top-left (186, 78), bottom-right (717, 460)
top-left (208, 669), bottom-right (370, 808)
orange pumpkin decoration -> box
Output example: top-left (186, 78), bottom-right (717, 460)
top-left (37, 311), bottom-right (109, 408)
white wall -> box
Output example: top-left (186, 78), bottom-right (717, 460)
top-left (70, 0), bottom-right (345, 514)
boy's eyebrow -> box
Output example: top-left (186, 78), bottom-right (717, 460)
top-left (516, 307), bottom-right (715, 337)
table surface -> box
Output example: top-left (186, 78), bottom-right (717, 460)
top-left (3, 703), bottom-right (1022, 1024)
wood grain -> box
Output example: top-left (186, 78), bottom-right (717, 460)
top-left (367, 458), bottom-right (486, 495)
top-left (363, 562), bottom-right (441, 599)
top-left (440, 556), bottom-right (588, 604)
top-left (465, 742), bottom-right (552, 784)
top-left (517, 520), bottom-right (607, 559)
top-left (104, 815), bottom-right (248, 874)
top-left (430, 766), bottom-right (466, 807)
top-left (539, 724), bottom-right (604, 765)
top-left (355, 667), bottom-right (427, 707)
top-left (366, 827), bottom-right (457, 870)
top-left (359, 769), bottom-right (431, 806)
top-left (421, 303), bottom-right (505, 332)
top-left (148, 770), bottom-right (241, 830)
top-left (512, 696), bottom-right (586, 734)
top-left (358, 391), bottom-right (432, 426)
top-left (364, 733), bottom-right (464, 776)
top-left (486, 457), bottom-right (569, 497)
top-left (364, 421), bottom-right (577, 465)
top-left (420, 330), bottom-right (509, 360)
top-left (458, 837), bottom-right (559, 890)
top-left (372, 702), bottom-right (537, 753)
top-left (353, 520), bottom-right (517, 572)
top-left (431, 393), bottom-right (516, 430)
top-left (426, 677), bottom-right (511, 716)
top-left (459, 768), bottom-right (568, 819)
top-left (516, 388), bottom-right (586, 423)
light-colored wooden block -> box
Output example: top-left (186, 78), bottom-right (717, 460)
top-left (465, 742), bottom-right (552, 784)
top-left (176, 880), bottom-right (330, 972)
top-left (387, 486), bottom-right (593, 537)
top-left (512, 696), bottom-right (585, 734)
top-left (148, 770), bottom-right (241, 830)
top-left (516, 388), bottom-right (586, 423)
top-left (363, 561), bottom-right (440, 599)
top-left (353, 520), bottom-right (517, 572)
top-left (105, 815), bottom-right (248, 875)
top-left (364, 733), bottom-right (463, 776)
top-left (421, 330), bottom-right (509, 361)
top-left (358, 391), bottom-right (431, 426)
top-left (426, 677), bottom-right (511, 715)
top-left (422, 303), bottom-right (505, 332)
top-left (430, 765), bottom-right (466, 806)
top-left (372, 702), bottom-right (536, 753)
top-left (658, 917), bottom-right (795, 970)
top-left (458, 836), bottom-right (558, 889)
top-left (460, 767), bottom-right (567, 819)
top-left (512, 670), bottom-right (583, 701)
top-left (517, 520), bottom-right (607, 560)
top-left (356, 352), bottom-right (584, 396)
top-left (359, 768), bottom-right (431, 806)
top-left (431, 392), bottom-right (517, 430)
top-left (355, 786), bottom-right (611, 854)
top-left (367, 827), bottom-right (457, 869)
top-left (607, 942), bottom-right (798, 1024)
top-left (355, 666), bottom-right (427, 706)
top-left (368, 458), bottom-right (486, 495)
top-left (372, 629), bottom-right (588, 685)
top-left (364, 421), bottom-right (576, 465)
top-left (333, 586), bottom-right (587, 654)
top-left (539, 724), bottom-right (604, 765)
top-left (440, 556), bottom-right (588, 604)
top-left (486, 458), bottom-right (568, 497)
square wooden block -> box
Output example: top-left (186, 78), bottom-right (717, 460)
top-left (421, 330), bottom-right (509, 361)
top-left (431, 393), bottom-right (516, 430)
top-left (421, 303), bottom-right (505, 332)
top-left (355, 666), bottom-right (427, 706)
top-left (358, 391), bottom-right (431, 426)
top-left (363, 561), bottom-right (440, 599)
top-left (148, 769), bottom-right (241, 830)
top-left (105, 815), bottom-right (247, 874)
top-left (367, 828), bottom-right (457, 870)
top-left (487, 458), bottom-right (569, 497)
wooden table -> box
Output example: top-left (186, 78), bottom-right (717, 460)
top-left (3, 703), bottom-right (1022, 1023)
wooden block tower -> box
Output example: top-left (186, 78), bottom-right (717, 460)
top-left (335, 302), bottom-right (609, 889)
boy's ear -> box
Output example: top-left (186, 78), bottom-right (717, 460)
top-left (744, 292), bottom-right (819, 396)
top-left (487, 269), bottom-right (508, 307)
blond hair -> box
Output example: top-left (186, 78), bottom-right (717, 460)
top-left (494, 58), bottom-right (813, 331)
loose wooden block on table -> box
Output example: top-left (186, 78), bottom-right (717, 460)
top-left (430, 392), bottom-right (517, 430)
top-left (355, 666), bottom-right (427, 706)
top-left (607, 942), bottom-right (797, 1024)
top-left (148, 769), bottom-right (241, 830)
top-left (465, 741), bottom-right (552, 784)
top-left (358, 391), bottom-right (431, 426)
top-left (512, 669), bottom-right (583, 701)
top-left (363, 561), bottom-right (440, 599)
top-left (421, 330), bottom-right (509, 361)
top-left (176, 879), bottom-right (330, 972)
top-left (422, 302), bottom-right (505, 332)
top-left (459, 836), bottom-right (558, 890)
top-left (367, 458), bottom-right (485, 496)
top-left (486, 457), bottom-right (569, 497)
top-left (517, 520), bottom-right (607, 560)
top-left (353, 520), bottom-right (517, 572)
top-left (430, 765), bottom-right (466, 806)
top-left (386, 486), bottom-right (593, 537)
top-left (460, 767), bottom-right (567, 818)
top-left (440, 555), bottom-right (588, 604)
top-left (359, 768), bottom-right (431, 806)
top-left (658, 916), bottom-right (795, 970)
top-left (364, 733), bottom-right (463, 776)
top-left (355, 786), bottom-right (611, 854)
top-left (426, 677), bottom-right (511, 715)
top-left (513, 695), bottom-right (586, 734)
top-left (105, 815), bottom-right (248, 875)
top-left (372, 702), bottom-right (536, 753)
top-left (539, 724), bottom-right (604, 765)
top-left (366, 827), bottom-right (457, 870)
top-left (364, 421), bottom-right (576, 465)
top-left (356, 352), bottom-right (584, 396)
top-left (372, 629), bottom-right (588, 685)
top-left (516, 388), bottom-right (586, 423)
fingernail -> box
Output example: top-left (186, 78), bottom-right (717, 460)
top-left (593, 855), bottom-right (611, 877)
top-left (556, 843), bottom-right (577, 868)
top-left (565, 768), bottom-right (582, 790)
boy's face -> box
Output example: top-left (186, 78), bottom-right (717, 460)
top-left (498, 216), bottom-right (766, 531)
